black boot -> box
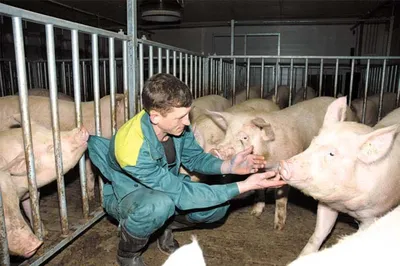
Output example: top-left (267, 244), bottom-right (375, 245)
top-left (117, 225), bottom-right (149, 266)
top-left (157, 215), bottom-right (197, 255)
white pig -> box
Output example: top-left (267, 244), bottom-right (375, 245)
top-left (0, 170), bottom-right (43, 258)
top-left (228, 86), bottom-right (261, 105)
top-left (208, 97), bottom-right (357, 230)
top-left (190, 95), bottom-right (231, 123)
top-left (17, 88), bottom-right (74, 101)
top-left (162, 235), bottom-right (206, 266)
top-left (278, 96), bottom-right (400, 256)
top-left (288, 205), bottom-right (400, 266)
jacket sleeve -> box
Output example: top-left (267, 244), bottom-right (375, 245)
top-left (122, 147), bottom-right (239, 210)
top-left (179, 126), bottom-right (225, 175)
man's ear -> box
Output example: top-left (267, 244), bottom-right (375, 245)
top-left (149, 110), bottom-right (162, 124)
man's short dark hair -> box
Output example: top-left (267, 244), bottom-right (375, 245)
top-left (142, 73), bottom-right (193, 116)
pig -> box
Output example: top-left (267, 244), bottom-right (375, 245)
top-left (351, 92), bottom-right (397, 126)
top-left (288, 205), bottom-right (400, 266)
top-left (208, 97), bottom-right (357, 230)
top-left (0, 170), bottom-right (43, 258)
top-left (265, 85), bottom-right (291, 109)
top-left (228, 86), bottom-right (261, 105)
top-left (374, 107), bottom-right (400, 129)
top-left (0, 123), bottom-right (88, 258)
top-left (293, 86), bottom-right (317, 105)
top-left (0, 94), bottom-right (125, 200)
top-left (0, 123), bottom-right (89, 234)
top-left (162, 235), bottom-right (206, 266)
top-left (278, 96), bottom-right (400, 256)
top-left (17, 88), bottom-right (74, 101)
top-left (190, 95), bottom-right (231, 123)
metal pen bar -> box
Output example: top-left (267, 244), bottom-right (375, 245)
top-left (139, 42), bottom-right (144, 111)
top-left (289, 58), bottom-right (294, 106)
top-left (194, 56), bottom-right (198, 98)
top-left (219, 58), bottom-right (223, 97)
top-left (319, 58), bottom-right (324, 96)
top-left (349, 59), bottom-right (355, 105)
top-left (158, 47), bottom-right (162, 73)
top-left (179, 52), bottom-right (183, 81)
top-left (190, 54), bottom-right (193, 93)
top-left (185, 53), bottom-right (188, 86)
top-left (362, 59), bottom-right (371, 124)
top-left (334, 59), bottom-right (339, 97)
top-left (232, 58), bottom-right (236, 105)
top-left (173, 51), bottom-right (177, 76)
top-left (303, 58), bottom-right (308, 100)
top-left (109, 37), bottom-right (117, 135)
top-left (138, 38), bottom-right (203, 57)
top-left (27, 62), bottom-right (32, 89)
top-left (149, 45), bottom-right (154, 77)
top-left (260, 58), bottom-right (264, 97)
top-left (166, 49), bottom-right (170, 74)
top-left (61, 62), bottom-right (67, 94)
top-left (122, 40), bottom-right (129, 121)
top-left (73, 30), bottom-right (89, 219)
top-left (246, 58), bottom-right (250, 100)
top-left (13, 16), bottom-right (42, 239)
top-left (46, 23), bottom-right (69, 236)
top-left (396, 68), bottom-right (400, 107)
top-left (9, 61), bottom-right (14, 95)
top-left (378, 59), bottom-right (387, 121)
top-left (82, 61), bottom-right (87, 101)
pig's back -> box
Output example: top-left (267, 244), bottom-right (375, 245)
top-left (374, 107), bottom-right (400, 129)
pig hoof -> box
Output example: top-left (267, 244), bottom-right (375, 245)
top-left (274, 223), bottom-right (285, 231)
top-left (250, 203), bottom-right (265, 217)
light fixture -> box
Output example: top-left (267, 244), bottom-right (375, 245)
top-left (140, 0), bottom-right (183, 23)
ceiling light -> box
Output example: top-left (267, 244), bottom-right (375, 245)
top-left (140, 0), bottom-right (183, 23)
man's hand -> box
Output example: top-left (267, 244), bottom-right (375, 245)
top-left (237, 171), bottom-right (287, 194)
top-left (221, 146), bottom-right (266, 175)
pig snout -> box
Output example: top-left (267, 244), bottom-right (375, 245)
top-left (278, 160), bottom-right (293, 181)
top-left (74, 126), bottom-right (89, 145)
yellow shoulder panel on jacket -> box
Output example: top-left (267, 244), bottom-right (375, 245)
top-left (115, 110), bottom-right (146, 168)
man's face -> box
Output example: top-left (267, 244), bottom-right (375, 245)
top-left (156, 107), bottom-right (191, 136)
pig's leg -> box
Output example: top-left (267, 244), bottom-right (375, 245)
top-left (250, 189), bottom-right (266, 217)
top-left (21, 195), bottom-right (48, 237)
top-left (300, 203), bottom-right (338, 256)
top-left (85, 157), bottom-right (96, 201)
top-left (274, 184), bottom-right (289, 230)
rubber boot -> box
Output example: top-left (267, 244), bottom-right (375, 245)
top-left (157, 215), bottom-right (197, 255)
top-left (117, 225), bottom-right (149, 266)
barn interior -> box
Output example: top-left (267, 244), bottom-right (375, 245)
top-left (0, 0), bottom-right (399, 265)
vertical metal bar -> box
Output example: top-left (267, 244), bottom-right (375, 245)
top-left (386, 16), bottom-right (394, 56)
top-left (318, 58), bottom-right (324, 96)
top-left (44, 61), bottom-right (48, 89)
top-left (139, 42), bottom-right (144, 111)
top-left (190, 54), bottom-right (193, 92)
top-left (185, 53), bottom-right (188, 86)
top-left (199, 57), bottom-right (202, 96)
top-left (127, 0), bottom-right (138, 118)
top-left (0, 63), bottom-right (4, 96)
top-left (210, 59), bottom-right (214, 94)
top-left (334, 58), bottom-right (339, 97)
top-left (378, 59), bottom-right (387, 121)
top-left (158, 47), bottom-right (162, 73)
top-left (91, 33), bottom-right (103, 208)
top-left (194, 56), bottom-right (198, 98)
top-left (149, 45), bottom-right (154, 77)
top-left (179, 52), bottom-right (183, 81)
top-left (348, 59), bottom-right (355, 105)
top-left (232, 58), bottom-right (236, 105)
top-left (27, 62), bottom-right (32, 89)
top-left (260, 58), bottom-right (265, 97)
top-left (9, 61), bottom-right (14, 95)
top-left (122, 40), bottom-right (129, 122)
top-left (73, 30), bottom-right (89, 219)
top-left (396, 67), bottom-right (400, 107)
top-left (289, 58), bottom-right (294, 106)
top-left (246, 58), bottom-right (250, 100)
top-left (46, 24), bottom-right (69, 236)
top-left (82, 61), bottom-right (87, 101)
top-left (219, 58), bottom-right (223, 97)
top-left (103, 60), bottom-right (107, 96)
top-left (109, 37), bottom-right (117, 135)
top-left (37, 62), bottom-right (42, 88)
top-left (173, 50), bottom-right (177, 76)
top-left (362, 59), bottom-right (371, 124)
top-left (166, 49), bottom-right (170, 74)
top-left (13, 16), bottom-right (42, 239)
top-left (303, 58), bottom-right (308, 100)
top-left (0, 185), bottom-right (10, 266)
top-left (61, 61), bottom-right (67, 94)
top-left (230, 19), bottom-right (235, 56)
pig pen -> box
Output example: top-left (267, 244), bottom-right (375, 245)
top-left (32, 173), bottom-right (358, 266)
top-left (1, 2), bottom-right (400, 266)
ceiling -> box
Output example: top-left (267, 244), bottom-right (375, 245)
top-left (1, 0), bottom-right (397, 32)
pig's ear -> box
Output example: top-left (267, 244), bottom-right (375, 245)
top-left (323, 96), bottom-right (348, 126)
top-left (204, 110), bottom-right (231, 131)
top-left (358, 124), bottom-right (400, 164)
top-left (251, 117), bottom-right (275, 141)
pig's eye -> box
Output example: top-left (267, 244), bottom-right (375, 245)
top-left (329, 152), bottom-right (335, 157)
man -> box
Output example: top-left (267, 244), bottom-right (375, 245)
top-left (87, 73), bottom-right (286, 266)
